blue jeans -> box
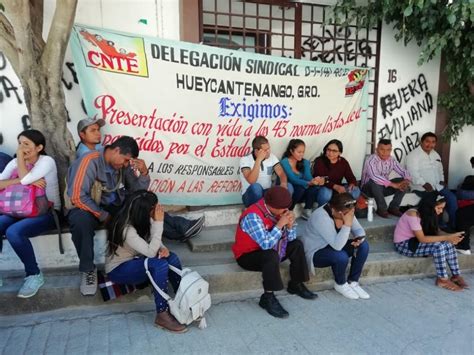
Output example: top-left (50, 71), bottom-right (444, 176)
top-left (292, 185), bottom-right (319, 209)
top-left (438, 187), bottom-right (458, 229)
top-left (107, 252), bottom-right (182, 312)
top-left (0, 212), bottom-right (55, 276)
top-left (242, 183), bottom-right (294, 207)
top-left (313, 239), bottom-right (369, 285)
top-left (317, 186), bottom-right (361, 207)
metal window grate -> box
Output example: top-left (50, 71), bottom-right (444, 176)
top-left (200, 0), bottom-right (381, 153)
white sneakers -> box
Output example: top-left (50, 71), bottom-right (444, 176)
top-left (349, 281), bottom-right (370, 299)
top-left (80, 269), bottom-right (98, 296)
top-left (457, 249), bottom-right (471, 255)
top-left (334, 282), bottom-right (370, 300)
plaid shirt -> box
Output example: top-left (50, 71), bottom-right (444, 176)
top-left (240, 211), bottom-right (297, 250)
top-left (361, 154), bottom-right (410, 187)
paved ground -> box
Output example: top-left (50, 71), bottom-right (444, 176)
top-left (1, 274), bottom-right (473, 355)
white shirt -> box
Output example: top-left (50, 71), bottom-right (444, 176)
top-left (405, 146), bottom-right (444, 191)
top-left (0, 155), bottom-right (61, 209)
top-left (239, 153), bottom-right (280, 194)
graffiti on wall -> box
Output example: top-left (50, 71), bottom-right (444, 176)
top-left (301, 27), bottom-right (373, 65)
top-left (377, 73), bottom-right (434, 162)
top-left (0, 51), bottom-right (86, 152)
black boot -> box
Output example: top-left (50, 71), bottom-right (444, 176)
top-left (287, 281), bottom-right (318, 300)
top-left (258, 292), bottom-right (289, 318)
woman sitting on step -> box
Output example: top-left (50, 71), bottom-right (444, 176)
top-left (105, 190), bottom-right (187, 333)
top-left (0, 129), bottom-right (60, 299)
top-left (300, 192), bottom-right (370, 300)
top-left (393, 194), bottom-right (468, 291)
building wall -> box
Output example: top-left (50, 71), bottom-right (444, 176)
top-left (0, 1), bottom-right (468, 187)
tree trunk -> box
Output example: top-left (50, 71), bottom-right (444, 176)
top-left (20, 69), bottom-right (76, 199)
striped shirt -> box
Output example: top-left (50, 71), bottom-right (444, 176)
top-left (240, 212), bottom-right (297, 250)
top-left (361, 154), bottom-right (410, 187)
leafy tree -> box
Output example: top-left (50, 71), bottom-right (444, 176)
top-left (331, 0), bottom-right (473, 140)
top-left (0, 0), bottom-right (78, 193)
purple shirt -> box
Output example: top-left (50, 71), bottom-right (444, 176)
top-left (361, 154), bottom-right (410, 187)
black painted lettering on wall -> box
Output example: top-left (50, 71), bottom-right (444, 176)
top-left (62, 62), bottom-right (79, 90)
top-left (388, 69), bottom-right (397, 83)
top-left (21, 115), bottom-right (31, 131)
top-left (0, 52), bottom-right (6, 70)
top-left (301, 27), bottom-right (373, 64)
top-left (378, 73), bottom-right (433, 162)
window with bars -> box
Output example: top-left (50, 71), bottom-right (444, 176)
top-left (200, 0), bottom-right (380, 153)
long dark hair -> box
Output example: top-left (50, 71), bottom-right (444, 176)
top-left (319, 139), bottom-right (343, 168)
top-left (107, 190), bottom-right (158, 256)
top-left (282, 139), bottom-right (305, 172)
top-left (17, 129), bottom-right (47, 155)
top-left (418, 193), bottom-right (445, 236)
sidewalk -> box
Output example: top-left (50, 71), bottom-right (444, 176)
top-left (1, 274), bottom-right (473, 355)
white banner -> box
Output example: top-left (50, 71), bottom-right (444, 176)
top-left (70, 25), bottom-right (369, 205)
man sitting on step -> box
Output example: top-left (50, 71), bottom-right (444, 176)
top-left (361, 138), bottom-right (411, 218)
top-left (67, 133), bottom-right (204, 297)
top-left (232, 186), bottom-right (317, 319)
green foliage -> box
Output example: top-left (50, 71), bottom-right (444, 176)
top-left (331, 0), bottom-right (474, 140)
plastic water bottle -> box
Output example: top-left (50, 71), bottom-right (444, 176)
top-left (367, 198), bottom-right (375, 222)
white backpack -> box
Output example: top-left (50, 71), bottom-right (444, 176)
top-left (144, 259), bottom-right (211, 328)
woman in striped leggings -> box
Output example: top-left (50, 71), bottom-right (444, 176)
top-left (393, 194), bottom-right (468, 291)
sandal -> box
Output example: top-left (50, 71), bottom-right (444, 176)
top-left (435, 277), bottom-right (462, 291)
top-left (450, 275), bottom-right (469, 289)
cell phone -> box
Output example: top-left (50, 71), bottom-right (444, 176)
top-left (353, 236), bottom-right (365, 241)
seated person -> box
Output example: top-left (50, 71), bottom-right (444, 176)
top-left (455, 172), bottom-right (474, 255)
top-left (74, 117), bottom-right (204, 242)
top-left (239, 135), bottom-right (292, 207)
top-left (232, 186), bottom-right (317, 319)
top-left (393, 194), bottom-right (468, 291)
top-left (66, 136), bottom-right (203, 297)
top-left (280, 139), bottom-right (325, 220)
top-left (406, 132), bottom-right (457, 229)
top-left (312, 139), bottom-right (361, 207)
top-left (361, 139), bottom-right (411, 218)
top-left (300, 193), bottom-right (370, 300)
top-left (106, 190), bottom-right (186, 333)
top-left (0, 151), bottom-right (13, 173)
top-left (0, 130), bottom-right (60, 298)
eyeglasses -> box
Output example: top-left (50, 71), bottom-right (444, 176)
top-left (326, 149), bottom-right (340, 153)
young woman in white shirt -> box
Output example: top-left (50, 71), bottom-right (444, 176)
top-left (0, 129), bottom-right (60, 298)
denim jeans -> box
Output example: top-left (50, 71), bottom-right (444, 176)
top-left (292, 185), bottom-right (319, 209)
top-left (313, 239), bottom-right (369, 285)
top-left (107, 252), bottom-right (182, 312)
top-left (316, 186), bottom-right (361, 207)
top-left (0, 212), bottom-right (55, 276)
top-left (242, 183), bottom-right (294, 207)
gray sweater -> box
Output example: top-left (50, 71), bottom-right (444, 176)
top-left (300, 206), bottom-right (365, 275)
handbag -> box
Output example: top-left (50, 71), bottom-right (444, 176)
top-left (97, 270), bottom-right (148, 302)
top-left (0, 183), bottom-right (51, 218)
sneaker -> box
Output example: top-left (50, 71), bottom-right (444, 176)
top-left (334, 282), bottom-right (359, 299)
top-left (349, 281), bottom-right (370, 299)
top-left (80, 269), bottom-right (98, 296)
top-left (182, 215), bottom-right (205, 240)
top-left (17, 273), bottom-right (44, 298)
top-left (301, 209), bottom-right (312, 220)
top-left (456, 249), bottom-right (471, 255)
top-left (258, 293), bottom-right (289, 318)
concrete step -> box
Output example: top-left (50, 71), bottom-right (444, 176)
top-left (188, 214), bottom-right (398, 252)
top-left (2, 239), bottom-right (473, 315)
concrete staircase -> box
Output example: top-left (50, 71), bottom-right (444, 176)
top-left (1, 205), bottom-right (473, 315)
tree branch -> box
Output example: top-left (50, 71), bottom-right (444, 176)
top-left (41, 0), bottom-right (78, 85)
top-left (0, 12), bottom-right (19, 73)
top-left (8, 0), bottom-right (35, 78)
